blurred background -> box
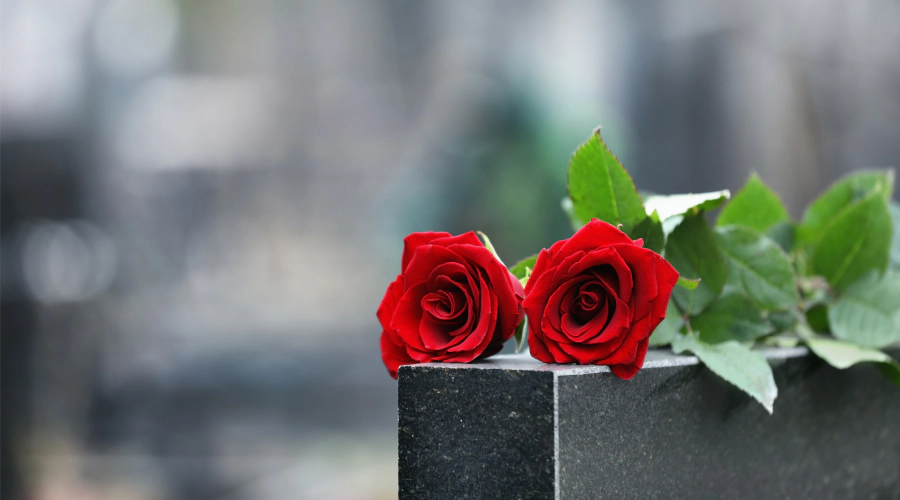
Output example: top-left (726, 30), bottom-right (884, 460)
top-left (2, 0), bottom-right (900, 498)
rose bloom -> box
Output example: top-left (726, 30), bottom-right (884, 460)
top-left (378, 232), bottom-right (524, 379)
top-left (524, 219), bottom-right (679, 379)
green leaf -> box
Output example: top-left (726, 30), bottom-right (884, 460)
top-left (509, 254), bottom-right (538, 281)
top-left (567, 129), bottom-right (645, 233)
top-left (803, 337), bottom-right (893, 369)
top-left (805, 304), bottom-right (830, 333)
top-left (643, 190), bottom-right (730, 221)
top-left (767, 309), bottom-right (798, 334)
top-left (561, 197), bottom-right (584, 232)
top-left (672, 335), bottom-right (778, 414)
top-left (810, 191), bottom-right (892, 291)
top-left (890, 201), bottom-right (900, 270)
top-left (514, 316), bottom-right (528, 353)
top-left (629, 210), bottom-right (665, 253)
top-left (714, 226), bottom-right (799, 310)
top-left (677, 277), bottom-right (700, 290)
top-left (828, 270), bottom-right (900, 349)
top-left (665, 213), bottom-right (727, 314)
top-left (765, 335), bottom-right (801, 348)
top-left (649, 300), bottom-right (682, 346)
top-left (691, 293), bottom-right (774, 344)
top-left (765, 221), bottom-right (795, 253)
top-left (717, 173), bottom-right (790, 233)
top-left (661, 215), bottom-right (684, 236)
top-left (477, 231), bottom-right (505, 266)
top-left (796, 170), bottom-right (894, 250)
top-left (519, 267), bottom-right (532, 289)
top-left (878, 362), bottom-right (900, 388)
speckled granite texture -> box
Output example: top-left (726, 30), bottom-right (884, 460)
top-left (398, 347), bottom-right (900, 500)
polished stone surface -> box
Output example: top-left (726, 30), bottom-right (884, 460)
top-left (398, 348), bottom-right (900, 499)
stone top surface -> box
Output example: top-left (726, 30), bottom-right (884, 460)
top-left (406, 345), bottom-right (811, 375)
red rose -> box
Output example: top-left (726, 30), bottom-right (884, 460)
top-left (524, 219), bottom-right (679, 379)
top-left (379, 231), bottom-right (525, 379)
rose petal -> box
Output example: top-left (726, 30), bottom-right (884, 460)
top-left (426, 276), bottom-right (469, 321)
top-left (562, 247), bottom-right (634, 303)
top-left (551, 219), bottom-right (634, 267)
top-left (404, 245), bottom-right (471, 287)
top-left (381, 330), bottom-right (416, 379)
top-left (440, 287), bottom-right (498, 362)
top-left (549, 250), bottom-right (586, 287)
top-left (523, 256), bottom-right (558, 315)
top-left (584, 293), bottom-right (631, 345)
top-left (524, 247), bottom-right (554, 296)
top-left (377, 275), bottom-right (405, 331)
top-left (478, 340), bottom-right (505, 359)
top-left (428, 263), bottom-right (471, 291)
top-left (421, 291), bottom-right (450, 319)
top-left (540, 276), bottom-right (591, 344)
top-left (450, 243), bottom-right (522, 342)
top-left (561, 296), bottom-right (609, 341)
top-left (649, 254), bottom-right (680, 330)
top-left (546, 238), bottom-right (567, 260)
top-left (429, 231), bottom-right (483, 248)
top-left (610, 244), bottom-right (660, 322)
top-left (447, 270), bottom-right (495, 354)
top-left (418, 313), bottom-right (455, 350)
top-left (390, 282), bottom-right (430, 352)
top-left (405, 343), bottom-right (437, 362)
top-left (430, 269), bottom-right (479, 341)
top-left (402, 232), bottom-right (452, 271)
top-left (610, 337), bottom-right (650, 380)
top-left (543, 275), bottom-right (631, 346)
top-left (527, 324), bottom-right (557, 363)
top-left (542, 334), bottom-right (578, 363)
top-left (595, 314), bottom-right (652, 366)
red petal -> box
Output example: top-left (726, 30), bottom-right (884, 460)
top-left (390, 282), bottom-right (430, 352)
top-left (418, 313), bottom-right (454, 350)
top-left (381, 330), bottom-right (416, 379)
top-left (649, 255), bottom-right (680, 330)
top-left (403, 245), bottom-right (470, 287)
top-left (377, 276), bottom-right (405, 331)
top-left (555, 326), bottom-right (629, 363)
top-left (523, 259), bottom-right (556, 316)
top-left (402, 232), bottom-right (452, 271)
top-left (553, 219), bottom-right (634, 266)
top-left (524, 248), bottom-right (554, 295)
top-left (561, 296), bottom-right (609, 341)
top-left (562, 247), bottom-right (634, 304)
top-left (542, 335), bottom-right (578, 363)
top-left (611, 244), bottom-right (660, 322)
top-left (450, 243), bottom-right (521, 345)
top-left (427, 262), bottom-right (471, 291)
top-left (610, 337), bottom-right (650, 380)
top-left (528, 326), bottom-right (556, 364)
top-left (430, 231), bottom-right (483, 248)
top-left (446, 271), bottom-right (495, 354)
top-left (540, 276), bottom-right (590, 344)
top-left (597, 315), bottom-right (652, 366)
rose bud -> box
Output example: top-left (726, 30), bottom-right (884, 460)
top-left (524, 219), bottom-right (679, 379)
top-left (378, 231), bottom-right (525, 379)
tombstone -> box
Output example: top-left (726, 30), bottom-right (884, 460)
top-left (397, 348), bottom-right (900, 499)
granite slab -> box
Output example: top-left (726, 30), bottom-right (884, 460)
top-left (398, 347), bottom-right (900, 499)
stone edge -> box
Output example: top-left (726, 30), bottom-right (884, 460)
top-left (402, 346), bottom-right (811, 376)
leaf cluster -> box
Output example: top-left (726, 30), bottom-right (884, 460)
top-left (547, 129), bottom-right (900, 413)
